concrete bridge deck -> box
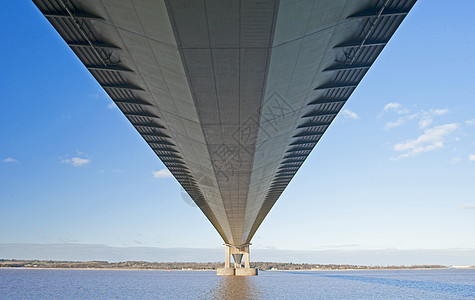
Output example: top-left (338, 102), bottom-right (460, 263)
top-left (33, 0), bottom-right (416, 275)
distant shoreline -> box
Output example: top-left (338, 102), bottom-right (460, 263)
top-left (2, 267), bottom-right (473, 272)
top-left (2, 259), bottom-right (472, 271)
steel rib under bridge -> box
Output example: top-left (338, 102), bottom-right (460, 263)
top-left (33, 0), bottom-right (416, 273)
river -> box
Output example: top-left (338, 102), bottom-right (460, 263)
top-left (1, 268), bottom-right (474, 299)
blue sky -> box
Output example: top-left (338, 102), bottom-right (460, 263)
top-left (1, 1), bottom-right (474, 260)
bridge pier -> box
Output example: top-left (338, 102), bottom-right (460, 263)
top-left (217, 244), bottom-right (258, 276)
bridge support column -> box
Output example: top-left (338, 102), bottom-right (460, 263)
top-left (225, 243), bottom-right (231, 268)
top-left (217, 244), bottom-right (258, 276)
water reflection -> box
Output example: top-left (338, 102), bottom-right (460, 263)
top-left (208, 275), bottom-right (262, 300)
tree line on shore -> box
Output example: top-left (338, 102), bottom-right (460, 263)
top-left (0, 259), bottom-right (448, 270)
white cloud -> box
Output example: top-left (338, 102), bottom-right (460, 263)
top-left (391, 123), bottom-right (458, 160)
top-left (378, 102), bottom-right (410, 119)
top-left (431, 108), bottom-right (449, 116)
top-left (469, 154), bottom-right (475, 161)
top-left (418, 108), bottom-right (449, 129)
top-left (465, 119), bottom-right (475, 126)
top-left (384, 119), bottom-right (405, 130)
top-left (459, 204), bottom-right (475, 210)
top-left (341, 109), bottom-right (359, 120)
top-left (61, 157), bottom-right (91, 167)
top-left (152, 169), bottom-right (172, 179)
top-left (383, 102), bottom-right (401, 112)
top-left (383, 102), bottom-right (409, 114)
top-left (418, 117), bottom-right (433, 129)
top-left (381, 105), bottom-right (449, 130)
top-left (383, 113), bottom-right (419, 130)
top-left (3, 157), bottom-right (18, 163)
top-left (107, 102), bottom-right (117, 109)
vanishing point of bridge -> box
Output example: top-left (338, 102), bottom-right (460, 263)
top-left (33, 0), bottom-right (416, 276)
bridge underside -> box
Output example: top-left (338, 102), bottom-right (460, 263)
top-left (33, 0), bottom-right (415, 268)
